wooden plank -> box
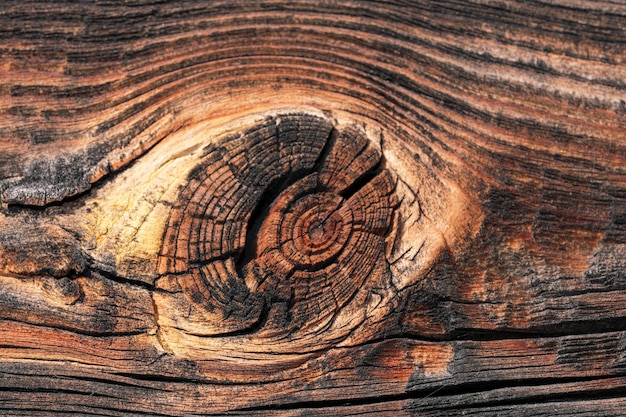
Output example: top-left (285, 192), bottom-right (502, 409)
top-left (0, 0), bottom-right (624, 415)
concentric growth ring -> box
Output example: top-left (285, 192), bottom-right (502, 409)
top-left (257, 174), bottom-right (352, 271)
top-left (158, 112), bottom-right (397, 336)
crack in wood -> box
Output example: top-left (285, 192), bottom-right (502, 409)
top-left (0, 1), bottom-right (625, 414)
top-left (155, 112), bottom-right (399, 346)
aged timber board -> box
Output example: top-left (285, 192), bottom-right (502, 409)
top-left (0, 1), bottom-right (625, 415)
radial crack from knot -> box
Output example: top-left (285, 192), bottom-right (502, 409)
top-left (157, 112), bottom-right (398, 338)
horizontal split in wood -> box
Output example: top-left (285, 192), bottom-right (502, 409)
top-left (2, 330), bottom-right (626, 415)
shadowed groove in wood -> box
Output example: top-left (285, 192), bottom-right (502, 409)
top-left (157, 112), bottom-right (398, 339)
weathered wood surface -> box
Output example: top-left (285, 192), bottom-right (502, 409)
top-left (1, 1), bottom-right (625, 415)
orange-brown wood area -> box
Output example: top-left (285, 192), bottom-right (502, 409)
top-left (0, 1), bottom-right (625, 415)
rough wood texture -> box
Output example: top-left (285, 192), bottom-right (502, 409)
top-left (0, 1), bottom-right (625, 415)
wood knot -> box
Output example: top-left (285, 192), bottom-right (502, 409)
top-left (157, 112), bottom-right (397, 340)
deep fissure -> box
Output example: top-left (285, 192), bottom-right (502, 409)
top-left (233, 125), bottom-right (337, 282)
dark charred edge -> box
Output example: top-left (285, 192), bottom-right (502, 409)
top-left (0, 386), bottom-right (114, 400)
top-left (339, 323), bottom-right (626, 347)
top-left (0, 410), bottom-right (109, 417)
top-left (232, 391), bottom-right (412, 412)
top-left (233, 375), bottom-right (626, 413)
top-left (0, 185), bottom-right (95, 214)
top-left (88, 268), bottom-right (156, 292)
top-left (7, 373), bottom-right (166, 392)
top-left (445, 317), bottom-right (626, 341)
top-left (233, 121), bottom-right (336, 281)
top-left (1, 121), bottom-right (188, 211)
top-left (406, 377), bottom-right (626, 413)
top-left (0, 316), bottom-right (148, 339)
top-left (0, 410), bottom-right (175, 417)
top-left (112, 372), bottom-right (213, 385)
top-left (1, 155), bottom-right (124, 213)
top-left (0, 396), bottom-right (176, 417)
